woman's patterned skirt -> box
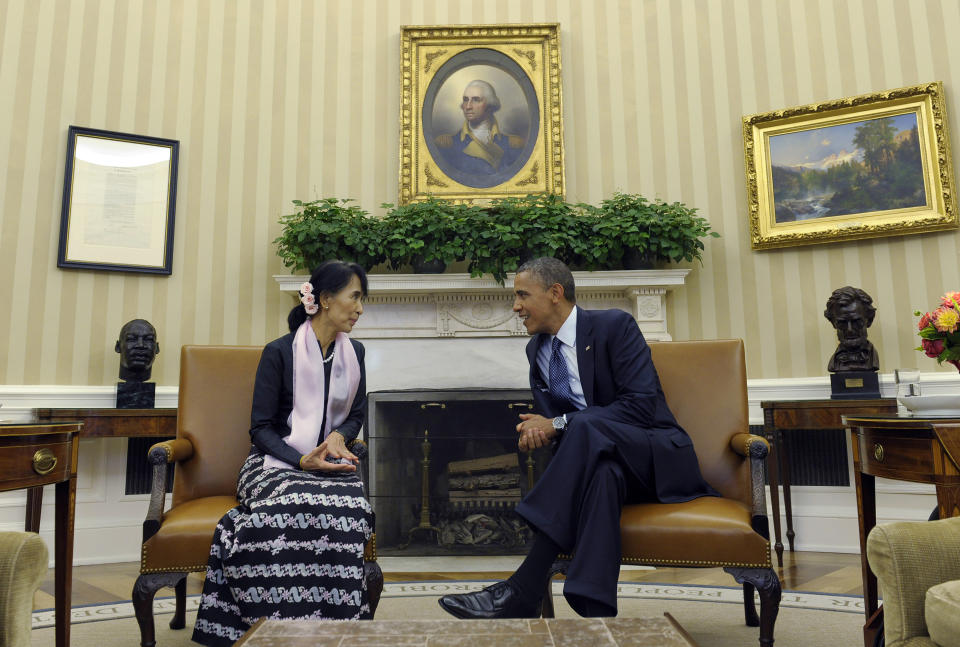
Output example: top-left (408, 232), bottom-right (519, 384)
top-left (191, 450), bottom-right (374, 646)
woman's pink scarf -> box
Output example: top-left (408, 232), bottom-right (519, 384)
top-left (263, 320), bottom-right (360, 470)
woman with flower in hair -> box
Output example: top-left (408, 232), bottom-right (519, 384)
top-left (193, 260), bottom-right (372, 646)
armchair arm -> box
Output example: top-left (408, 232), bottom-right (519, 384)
top-left (730, 433), bottom-right (770, 537)
top-left (867, 516), bottom-right (960, 645)
top-left (347, 438), bottom-right (368, 460)
top-left (730, 432), bottom-right (769, 458)
top-left (142, 438), bottom-right (195, 543)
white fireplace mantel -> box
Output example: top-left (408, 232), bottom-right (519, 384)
top-left (275, 270), bottom-right (690, 340)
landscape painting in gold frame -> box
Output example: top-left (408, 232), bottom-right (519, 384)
top-left (399, 24), bottom-right (564, 204)
top-left (743, 82), bottom-right (956, 250)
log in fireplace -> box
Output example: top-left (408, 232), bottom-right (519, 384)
top-left (366, 389), bottom-right (553, 555)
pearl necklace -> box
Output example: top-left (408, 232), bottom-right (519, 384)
top-left (322, 347), bottom-right (336, 364)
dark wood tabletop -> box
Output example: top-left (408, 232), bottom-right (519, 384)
top-left (844, 414), bottom-right (960, 647)
top-left (34, 407), bottom-right (176, 437)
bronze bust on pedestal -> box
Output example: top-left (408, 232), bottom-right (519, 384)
top-left (824, 287), bottom-right (881, 399)
top-left (115, 319), bottom-right (160, 408)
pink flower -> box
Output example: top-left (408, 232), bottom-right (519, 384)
top-left (922, 338), bottom-right (945, 358)
top-left (918, 311), bottom-right (932, 330)
top-left (300, 292), bottom-right (318, 315)
top-left (941, 291), bottom-right (960, 307)
top-left (300, 281), bottom-right (313, 295)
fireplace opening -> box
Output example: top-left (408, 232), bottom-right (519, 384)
top-left (367, 389), bottom-right (553, 556)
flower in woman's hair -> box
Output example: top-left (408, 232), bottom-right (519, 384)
top-left (300, 290), bottom-right (318, 315)
top-left (933, 306), bottom-right (960, 333)
top-left (300, 281), bottom-right (314, 295)
top-left (940, 291), bottom-right (960, 307)
top-left (922, 338), bottom-right (945, 358)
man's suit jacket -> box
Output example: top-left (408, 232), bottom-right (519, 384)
top-left (525, 306), bottom-right (714, 503)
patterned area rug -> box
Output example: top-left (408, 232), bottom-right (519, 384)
top-left (32, 581), bottom-right (865, 647)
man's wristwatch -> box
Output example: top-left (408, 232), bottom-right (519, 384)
top-left (552, 414), bottom-right (567, 432)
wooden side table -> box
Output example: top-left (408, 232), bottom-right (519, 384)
top-left (0, 422), bottom-right (81, 647)
top-left (28, 408), bottom-right (177, 515)
top-left (35, 407), bottom-right (176, 438)
top-left (844, 414), bottom-right (960, 647)
top-left (760, 398), bottom-right (896, 566)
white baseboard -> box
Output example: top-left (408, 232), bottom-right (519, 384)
top-left (1, 373), bottom-right (950, 564)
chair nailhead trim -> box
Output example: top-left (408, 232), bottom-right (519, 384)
top-left (558, 549), bottom-right (772, 570)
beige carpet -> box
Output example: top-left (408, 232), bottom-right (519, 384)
top-left (32, 582), bottom-right (863, 647)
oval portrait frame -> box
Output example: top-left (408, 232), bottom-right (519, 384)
top-left (422, 48), bottom-right (540, 189)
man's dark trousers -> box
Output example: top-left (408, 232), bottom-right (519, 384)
top-left (515, 412), bottom-right (656, 615)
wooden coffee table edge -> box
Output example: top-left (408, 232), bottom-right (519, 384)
top-left (664, 612), bottom-right (699, 646)
top-left (234, 617), bottom-right (266, 645)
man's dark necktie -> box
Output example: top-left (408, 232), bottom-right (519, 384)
top-left (549, 337), bottom-right (575, 410)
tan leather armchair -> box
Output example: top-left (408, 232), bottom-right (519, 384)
top-left (132, 345), bottom-right (382, 647)
top-left (542, 339), bottom-right (780, 646)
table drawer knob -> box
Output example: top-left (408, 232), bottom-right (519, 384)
top-left (32, 449), bottom-right (58, 475)
top-left (873, 443), bottom-right (885, 463)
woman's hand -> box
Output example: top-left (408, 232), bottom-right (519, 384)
top-left (324, 431), bottom-right (358, 462)
top-left (300, 437), bottom-right (358, 472)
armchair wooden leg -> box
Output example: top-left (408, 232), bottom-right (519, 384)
top-left (742, 582), bottom-right (760, 627)
top-left (170, 576), bottom-right (187, 629)
top-left (365, 561), bottom-right (384, 618)
top-left (725, 567), bottom-right (781, 647)
top-left (541, 578), bottom-right (556, 618)
top-left (541, 559), bottom-right (569, 618)
top-left (133, 572), bottom-right (187, 647)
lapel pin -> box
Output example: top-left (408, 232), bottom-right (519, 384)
top-left (585, 345), bottom-right (591, 351)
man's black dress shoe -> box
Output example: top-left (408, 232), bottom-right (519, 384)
top-left (438, 580), bottom-right (541, 619)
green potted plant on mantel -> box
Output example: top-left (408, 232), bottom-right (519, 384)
top-left (272, 193), bottom-right (720, 280)
top-left (469, 194), bottom-right (599, 281)
top-left (380, 197), bottom-right (478, 273)
top-left (273, 198), bottom-right (384, 272)
top-left (594, 193), bottom-right (719, 269)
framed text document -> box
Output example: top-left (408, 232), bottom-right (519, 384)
top-left (58, 126), bottom-right (179, 274)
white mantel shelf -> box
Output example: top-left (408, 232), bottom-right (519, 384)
top-left (274, 270), bottom-right (691, 340)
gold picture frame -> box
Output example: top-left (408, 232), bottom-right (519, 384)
top-left (743, 81), bottom-right (957, 250)
top-left (399, 23), bottom-right (564, 204)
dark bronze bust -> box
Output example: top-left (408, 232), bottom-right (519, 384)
top-left (824, 286), bottom-right (879, 373)
top-left (115, 319), bottom-right (159, 408)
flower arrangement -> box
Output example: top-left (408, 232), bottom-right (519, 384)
top-left (915, 291), bottom-right (960, 371)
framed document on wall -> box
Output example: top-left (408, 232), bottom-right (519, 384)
top-left (57, 126), bottom-right (179, 274)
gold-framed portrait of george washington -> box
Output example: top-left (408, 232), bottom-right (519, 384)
top-left (399, 24), bottom-right (564, 204)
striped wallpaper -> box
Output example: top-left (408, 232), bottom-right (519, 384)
top-left (1, 0), bottom-right (959, 386)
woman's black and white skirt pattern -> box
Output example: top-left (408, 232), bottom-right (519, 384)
top-left (192, 450), bottom-right (374, 646)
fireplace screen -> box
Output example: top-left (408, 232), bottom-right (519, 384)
top-left (367, 389), bottom-right (552, 555)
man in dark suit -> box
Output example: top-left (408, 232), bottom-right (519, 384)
top-left (439, 257), bottom-right (717, 619)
